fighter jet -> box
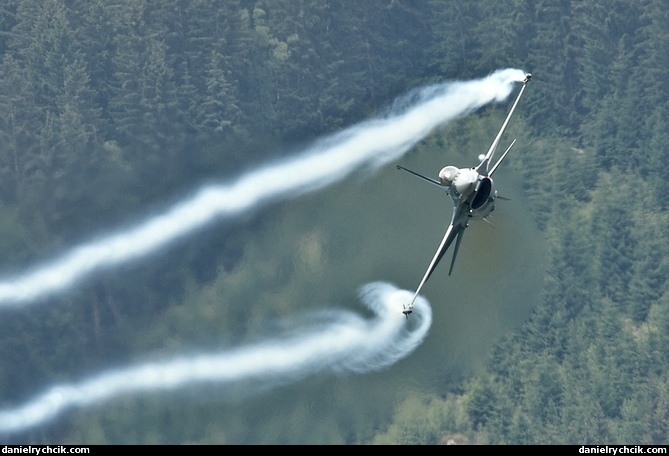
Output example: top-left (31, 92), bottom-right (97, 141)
top-left (398, 73), bottom-right (531, 317)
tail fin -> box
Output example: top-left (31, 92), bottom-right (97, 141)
top-left (395, 165), bottom-right (444, 189)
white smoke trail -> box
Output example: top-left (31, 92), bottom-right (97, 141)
top-left (0, 282), bottom-right (431, 435)
top-left (0, 69), bottom-right (526, 307)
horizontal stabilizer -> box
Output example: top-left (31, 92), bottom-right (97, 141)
top-left (448, 228), bottom-right (465, 275)
top-left (406, 219), bottom-right (462, 313)
top-left (425, 222), bottom-right (464, 282)
top-left (489, 139), bottom-right (516, 176)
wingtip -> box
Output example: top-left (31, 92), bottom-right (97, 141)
top-left (402, 304), bottom-right (413, 318)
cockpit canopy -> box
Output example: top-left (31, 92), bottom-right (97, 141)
top-left (438, 166), bottom-right (459, 186)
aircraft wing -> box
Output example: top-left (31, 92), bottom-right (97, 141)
top-left (476, 73), bottom-right (531, 176)
top-left (407, 206), bottom-right (468, 309)
top-left (424, 207), bottom-right (468, 281)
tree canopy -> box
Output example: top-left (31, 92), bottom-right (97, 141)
top-left (0, 0), bottom-right (668, 444)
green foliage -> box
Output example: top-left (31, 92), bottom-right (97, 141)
top-left (372, 392), bottom-right (473, 445)
top-left (1, 0), bottom-right (669, 445)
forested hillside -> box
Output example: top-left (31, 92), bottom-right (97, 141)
top-left (0, 0), bottom-right (667, 444)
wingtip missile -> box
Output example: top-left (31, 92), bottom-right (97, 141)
top-left (402, 294), bottom-right (418, 317)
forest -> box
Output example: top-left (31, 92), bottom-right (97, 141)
top-left (0, 0), bottom-right (668, 444)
